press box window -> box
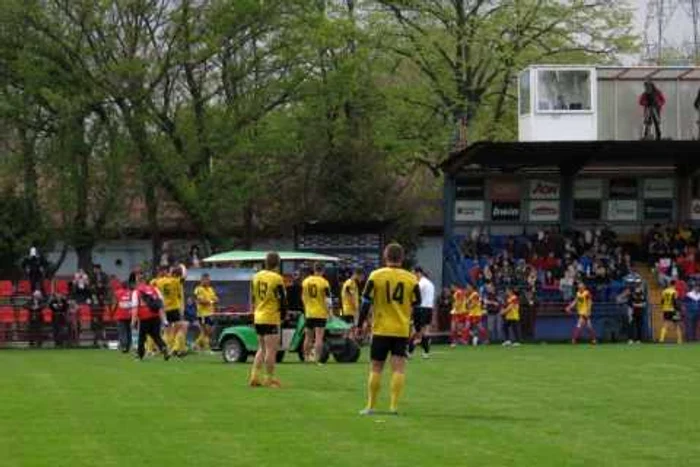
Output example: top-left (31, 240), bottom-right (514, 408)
top-left (537, 69), bottom-right (592, 112)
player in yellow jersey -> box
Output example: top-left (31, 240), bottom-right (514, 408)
top-left (465, 284), bottom-right (487, 346)
top-left (193, 273), bottom-right (218, 351)
top-left (302, 263), bottom-right (332, 363)
top-left (249, 252), bottom-right (288, 388)
top-left (450, 286), bottom-right (468, 347)
top-left (358, 243), bottom-right (421, 416)
top-left (566, 282), bottom-right (597, 344)
top-left (659, 280), bottom-right (683, 344)
top-left (500, 287), bottom-right (521, 346)
top-left (341, 268), bottom-right (364, 327)
top-left (151, 267), bottom-right (185, 355)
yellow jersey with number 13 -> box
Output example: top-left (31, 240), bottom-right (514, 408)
top-left (362, 267), bottom-right (420, 338)
top-left (252, 270), bottom-right (285, 326)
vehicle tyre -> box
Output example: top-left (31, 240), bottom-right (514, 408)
top-left (318, 342), bottom-right (331, 364)
top-left (222, 337), bottom-right (247, 363)
top-left (333, 339), bottom-right (361, 363)
top-left (276, 350), bottom-right (285, 363)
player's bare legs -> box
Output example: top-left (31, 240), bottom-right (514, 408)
top-left (304, 327), bottom-right (315, 361)
top-left (262, 334), bottom-right (280, 387)
top-left (250, 340), bottom-right (265, 387)
top-left (314, 327), bottom-right (325, 363)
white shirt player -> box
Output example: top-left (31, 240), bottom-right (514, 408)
top-left (418, 276), bottom-right (435, 309)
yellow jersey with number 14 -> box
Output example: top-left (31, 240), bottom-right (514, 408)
top-left (252, 270), bottom-right (285, 326)
top-left (362, 267), bottom-right (419, 338)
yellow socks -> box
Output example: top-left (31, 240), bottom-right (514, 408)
top-left (659, 327), bottom-right (667, 343)
top-left (366, 372), bottom-right (382, 410)
top-left (389, 373), bottom-right (406, 413)
top-left (677, 328), bottom-right (683, 344)
top-left (175, 331), bottom-right (187, 353)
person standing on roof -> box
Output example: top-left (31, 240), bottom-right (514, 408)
top-left (639, 80), bottom-right (665, 140)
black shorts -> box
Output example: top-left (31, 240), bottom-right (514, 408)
top-left (198, 316), bottom-right (213, 327)
top-left (305, 318), bottom-right (327, 329)
top-left (663, 311), bottom-right (680, 322)
top-left (166, 310), bottom-right (182, 323)
top-left (412, 307), bottom-right (432, 331)
top-left (370, 335), bottom-right (409, 362)
top-left (340, 315), bottom-right (356, 325)
top-left (255, 324), bottom-right (279, 336)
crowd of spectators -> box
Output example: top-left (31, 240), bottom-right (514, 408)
top-left (647, 224), bottom-right (700, 289)
top-left (458, 226), bottom-right (634, 303)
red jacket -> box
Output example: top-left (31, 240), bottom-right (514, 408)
top-left (114, 288), bottom-right (134, 321)
top-left (639, 90), bottom-right (665, 109)
top-left (135, 283), bottom-right (162, 321)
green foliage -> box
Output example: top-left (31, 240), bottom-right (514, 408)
top-left (0, 0), bottom-right (641, 260)
top-left (0, 189), bottom-right (51, 277)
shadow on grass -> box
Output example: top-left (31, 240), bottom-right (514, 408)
top-left (416, 412), bottom-right (538, 423)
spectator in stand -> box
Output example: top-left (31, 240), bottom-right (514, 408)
top-left (482, 282), bottom-right (502, 343)
top-left (190, 245), bottom-right (202, 268)
top-left (520, 287), bottom-right (538, 341)
top-left (560, 266), bottom-right (576, 302)
top-left (675, 275), bottom-right (688, 301)
top-left (47, 293), bottom-right (69, 348)
top-left (72, 269), bottom-right (91, 304)
top-left (686, 283), bottom-right (700, 342)
top-left (476, 233), bottom-right (492, 257)
top-left (92, 264), bottom-right (109, 307)
top-left (22, 247), bottom-right (47, 294)
top-left (25, 290), bottom-right (45, 347)
top-left (543, 270), bottom-right (557, 288)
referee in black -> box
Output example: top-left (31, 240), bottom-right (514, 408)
top-left (408, 267), bottom-right (435, 359)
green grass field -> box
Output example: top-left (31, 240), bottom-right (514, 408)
top-left (1, 345), bottom-right (699, 467)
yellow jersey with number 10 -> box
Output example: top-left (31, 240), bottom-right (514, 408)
top-left (302, 275), bottom-right (330, 319)
top-left (363, 267), bottom-right (419, 338)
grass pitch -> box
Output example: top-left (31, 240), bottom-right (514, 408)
top-left (0, 344), bottom-right (699, 467)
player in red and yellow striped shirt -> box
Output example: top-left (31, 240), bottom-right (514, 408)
top-left (566, 283), bottom-right (597, 344)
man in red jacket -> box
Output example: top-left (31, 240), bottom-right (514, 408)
top-left (113, 281), bottom-right (134, 354)
top-left (639, 80), bottom-right (665, 140)
top-left (130, 271), bottom-right (170, 361)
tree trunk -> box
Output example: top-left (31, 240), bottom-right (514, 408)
top-left (75, 243), bottom-right (94, 273)
top-left (242, 202), bottom-right (254, 250)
